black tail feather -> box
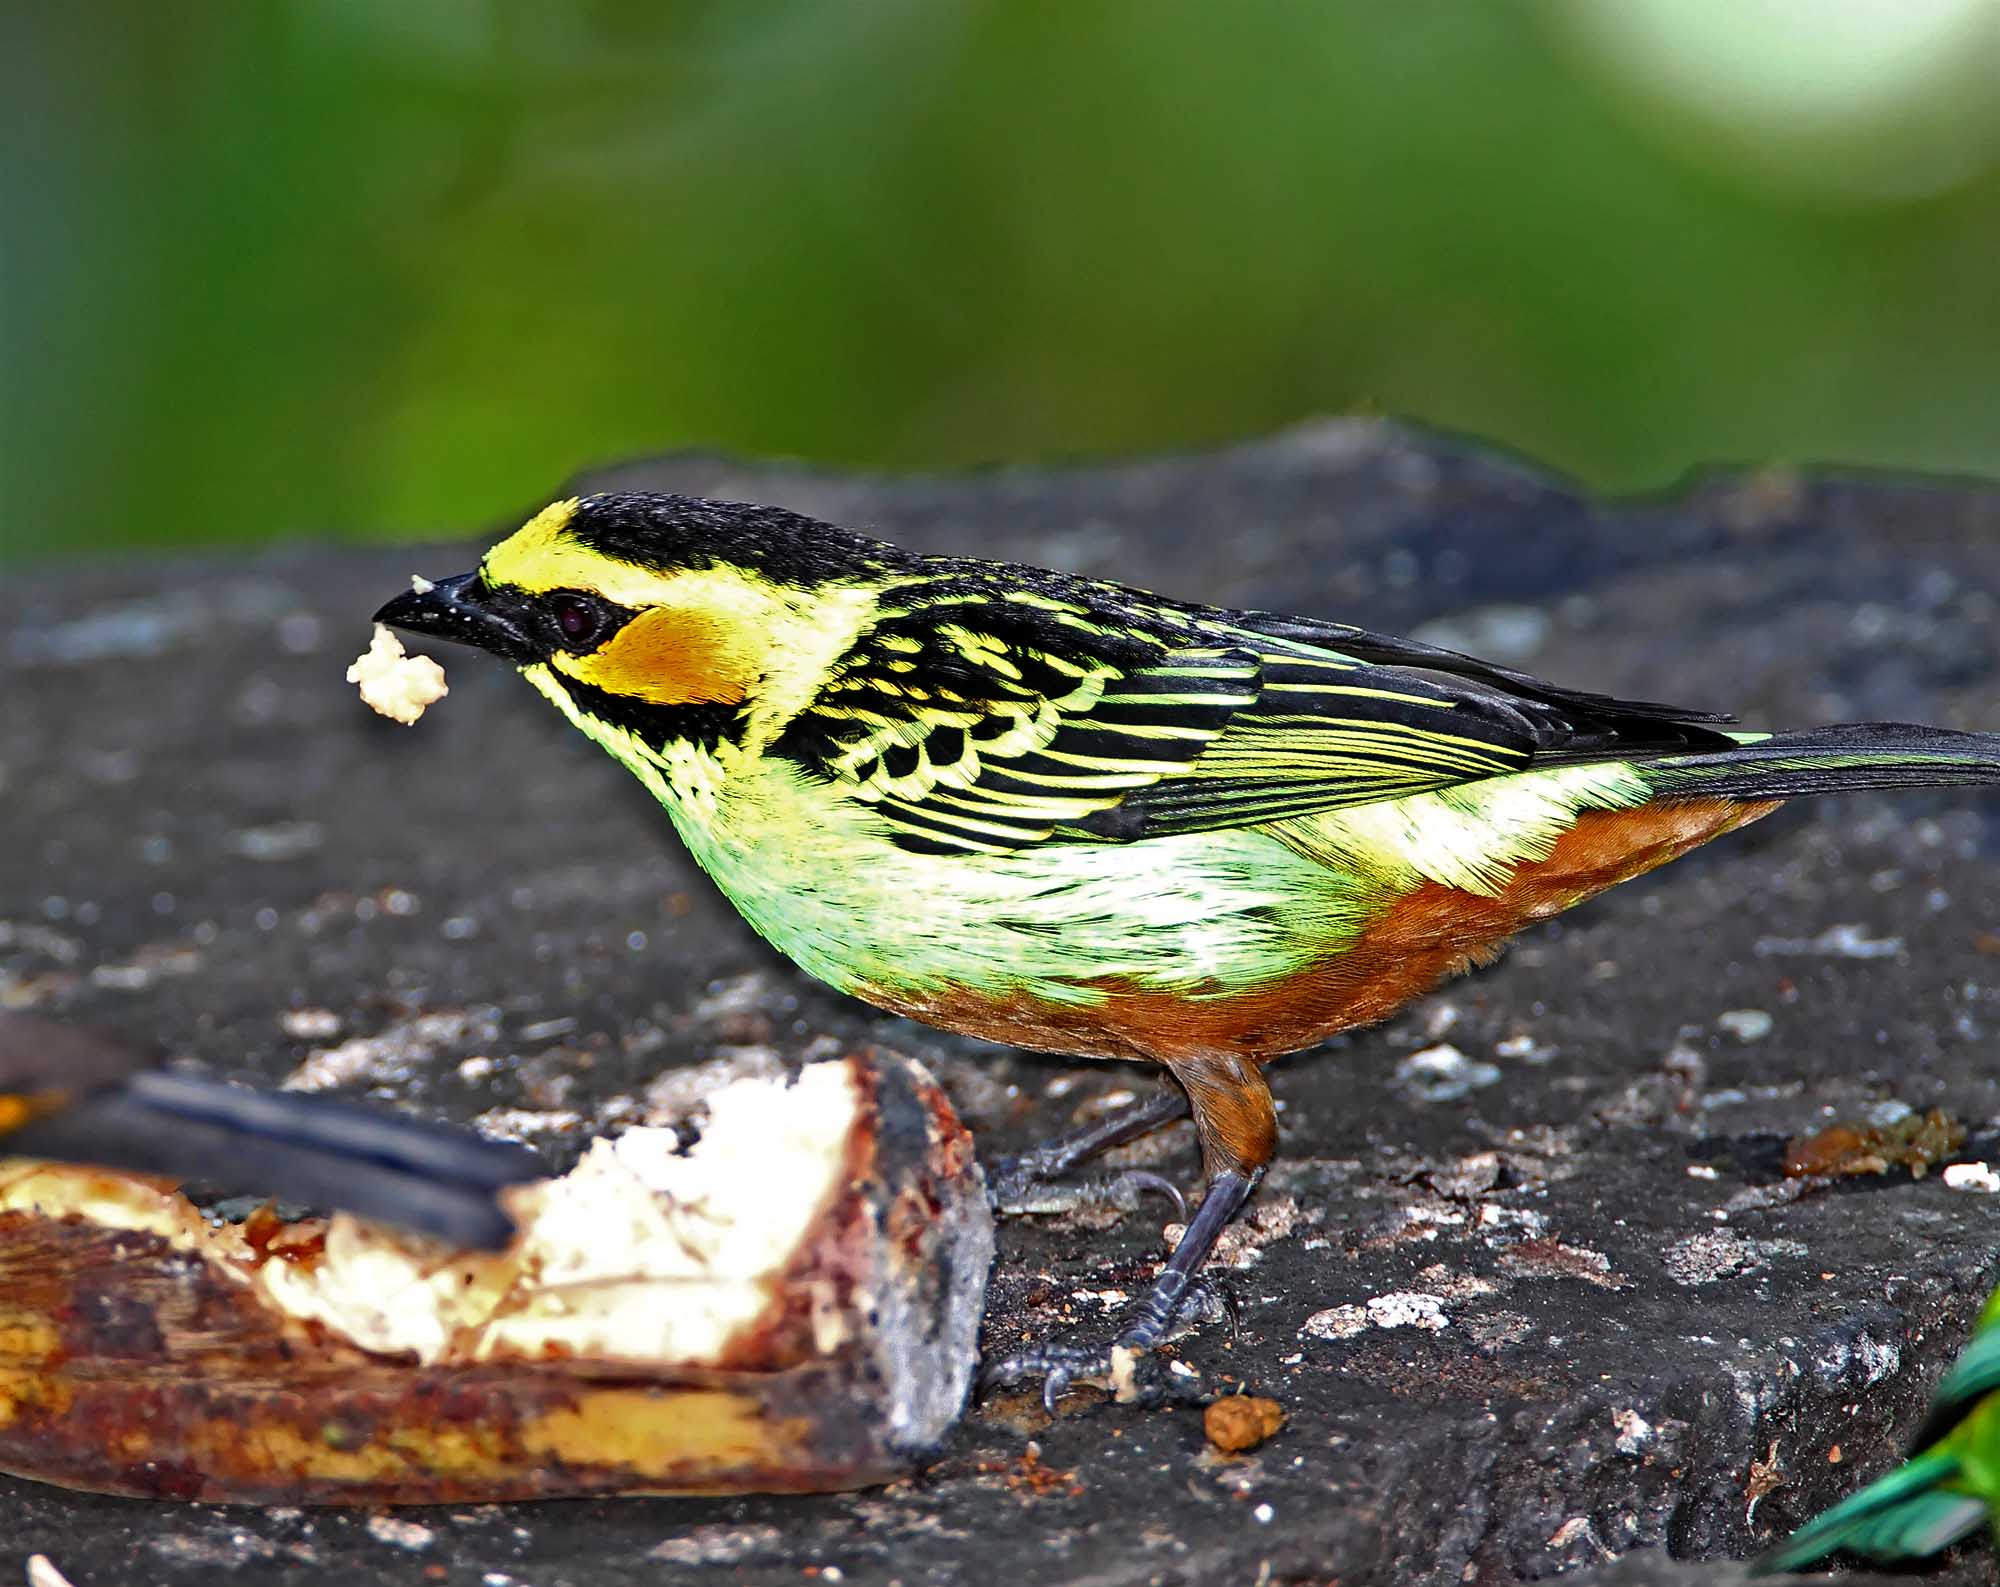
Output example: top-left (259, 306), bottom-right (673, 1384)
top-left (8, 1072), bottom-right (545, 1249)
top-left (1644, 722), bottom-right (2000, 803)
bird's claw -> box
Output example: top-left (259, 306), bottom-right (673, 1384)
top-left (1182, 1274), bottom-right (1239, 1337)
top-left (1101, 1168), bottom-right (1187, 1219)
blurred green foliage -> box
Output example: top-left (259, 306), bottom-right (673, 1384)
top-left (5, 0), bottom-right (2000, 561)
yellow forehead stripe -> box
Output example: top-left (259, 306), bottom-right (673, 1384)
top-left (480, 498), bottom-right (579, 589)
top-left (481, 497), bottom-right (698, 609)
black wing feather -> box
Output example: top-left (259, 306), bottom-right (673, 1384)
top-left (777, 569), bottom-right (1743, 854)
top-left (1230, 610), bottom-right (1738, 730)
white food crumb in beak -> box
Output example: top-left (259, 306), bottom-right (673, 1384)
top-left (347, 623), bottom-right (448, 725)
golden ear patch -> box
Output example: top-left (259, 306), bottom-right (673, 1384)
top-left (552, 605), bottom-right (754, 707)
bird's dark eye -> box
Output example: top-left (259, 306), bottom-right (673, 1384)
top-left (552, 595), bottom-right (600, 646)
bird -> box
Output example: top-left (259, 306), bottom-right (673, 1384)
top-left (0, 1012), bottom-right (543, 1248)
top-left (374, 490), bottom-right (2000, 1402)
top-left (1755, 1282), bottom-right (2000, 1573)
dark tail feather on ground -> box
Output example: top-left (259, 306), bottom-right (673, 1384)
top-left (1643, 722), bottom-right (2000, 803)
top-left (6, 1070), bottom-right (544, 1249)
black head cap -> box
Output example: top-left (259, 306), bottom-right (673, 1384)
top-left (565, 492), bottom-right (905, 585)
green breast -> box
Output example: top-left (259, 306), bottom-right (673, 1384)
top-left (532, 655), bottom-right (1655, 1016)
top-left (681, 755), bottom-right (1369, 1009)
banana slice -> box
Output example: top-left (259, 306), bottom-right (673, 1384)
top-left (0, 1051), bottom-right (992, 1504)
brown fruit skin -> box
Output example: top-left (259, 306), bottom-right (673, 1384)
top-left (0, 1050), bottom-right (993, 1505)
top-left (1204, 1395), bottom-right (1284, 1454)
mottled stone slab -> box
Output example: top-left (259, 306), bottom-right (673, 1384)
top-left (5, 422), bottom-right (1999, 1583)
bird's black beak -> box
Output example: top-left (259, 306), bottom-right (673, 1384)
top-left (374, 572), bottom-right (540, 664)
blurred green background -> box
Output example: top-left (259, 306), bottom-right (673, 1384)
top-left (6, 0), bottom-right (2000, 563)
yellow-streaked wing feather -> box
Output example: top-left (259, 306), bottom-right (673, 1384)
top-left (776, 584), bottom-right (1544, 855)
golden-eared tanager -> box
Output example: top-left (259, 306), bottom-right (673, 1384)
top-left (376, 493), bottom-right (2000, 1399)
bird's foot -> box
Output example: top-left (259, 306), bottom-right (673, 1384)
top-left (981, 1340), bottom-right (1132, 1413)
top-left (988, 1161), bottom-right (1186, 1219)
top-left (985, 1086), bottom-right (1194, 1217)
top-left (983, 1168), bottom-right (1260, 1414)
top-left (981, 1276), bottom-right (1234, 1414)
top-left (1183, 1273), bottom-right (1239, 1337)
top-left (981, 1336), bottom-right (1206, 1415)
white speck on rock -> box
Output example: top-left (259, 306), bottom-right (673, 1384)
top-left (1367, 1292), bottom-right (1449, 1330)
top-left (1498, 1239), bottom-right (1626, 1289)
top-left (1421, 1000), bottom-right (1461, 1038)
top-left (1755, 923), bottom-right (1904, 959)
top-left (226, 821), bottom-right (325, 863)
top-left (1478, 1204), bottom-right (1548, 1235)
top-left (1663, 1230), bottom-right (1809, 1286)
top-left (1716, 1009), bottom-right (1773, 1042)
top-left (279, 1007), bottom-right (341, 1040)
top-left (1856, 1334), bottom-right (1901, 1387)
top-left (1945, 1162), bottom-right (2000, 1193)
top-left (88, 942), bottom-right (201, 992)
top-left (1612, 1408), bottom-right (1654, 1455)
top-left (281, 1009), bottom-right (490, 1092)
top-left (27, 1557), bottom-right (77, 1587)
top-left (1301, 1304), bottom-right (1369, 1341)
top-left (1301, 1292), bottom-right (1448, 1340)
top-left (1417, 1264), bottom-right (1499, 1301)
top-left (1395, 1043), bottom-right (1501, 1102)
top-left (1547, 1516), bottom-right (1604, 1552)
top-left (470, 1106), bottom-right (584, 1142)
top-left (366, 1516), bottom-right (435, 1552)
top-left (647, 1524), bottom-right (785, 1566)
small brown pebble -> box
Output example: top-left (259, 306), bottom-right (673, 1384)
top-left (1204, 1394), bottom-right (1284, 1453)
top-left (1828, 1444), bottom-right (1843, 1464)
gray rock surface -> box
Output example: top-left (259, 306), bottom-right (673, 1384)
top-left (5, 421), bottom-right (2000, 1585)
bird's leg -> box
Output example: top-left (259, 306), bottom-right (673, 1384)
top-left (986, 1084), bottom-right (1192, 1218)
top-left (983, 1053), bottom-right (1275, 1411)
